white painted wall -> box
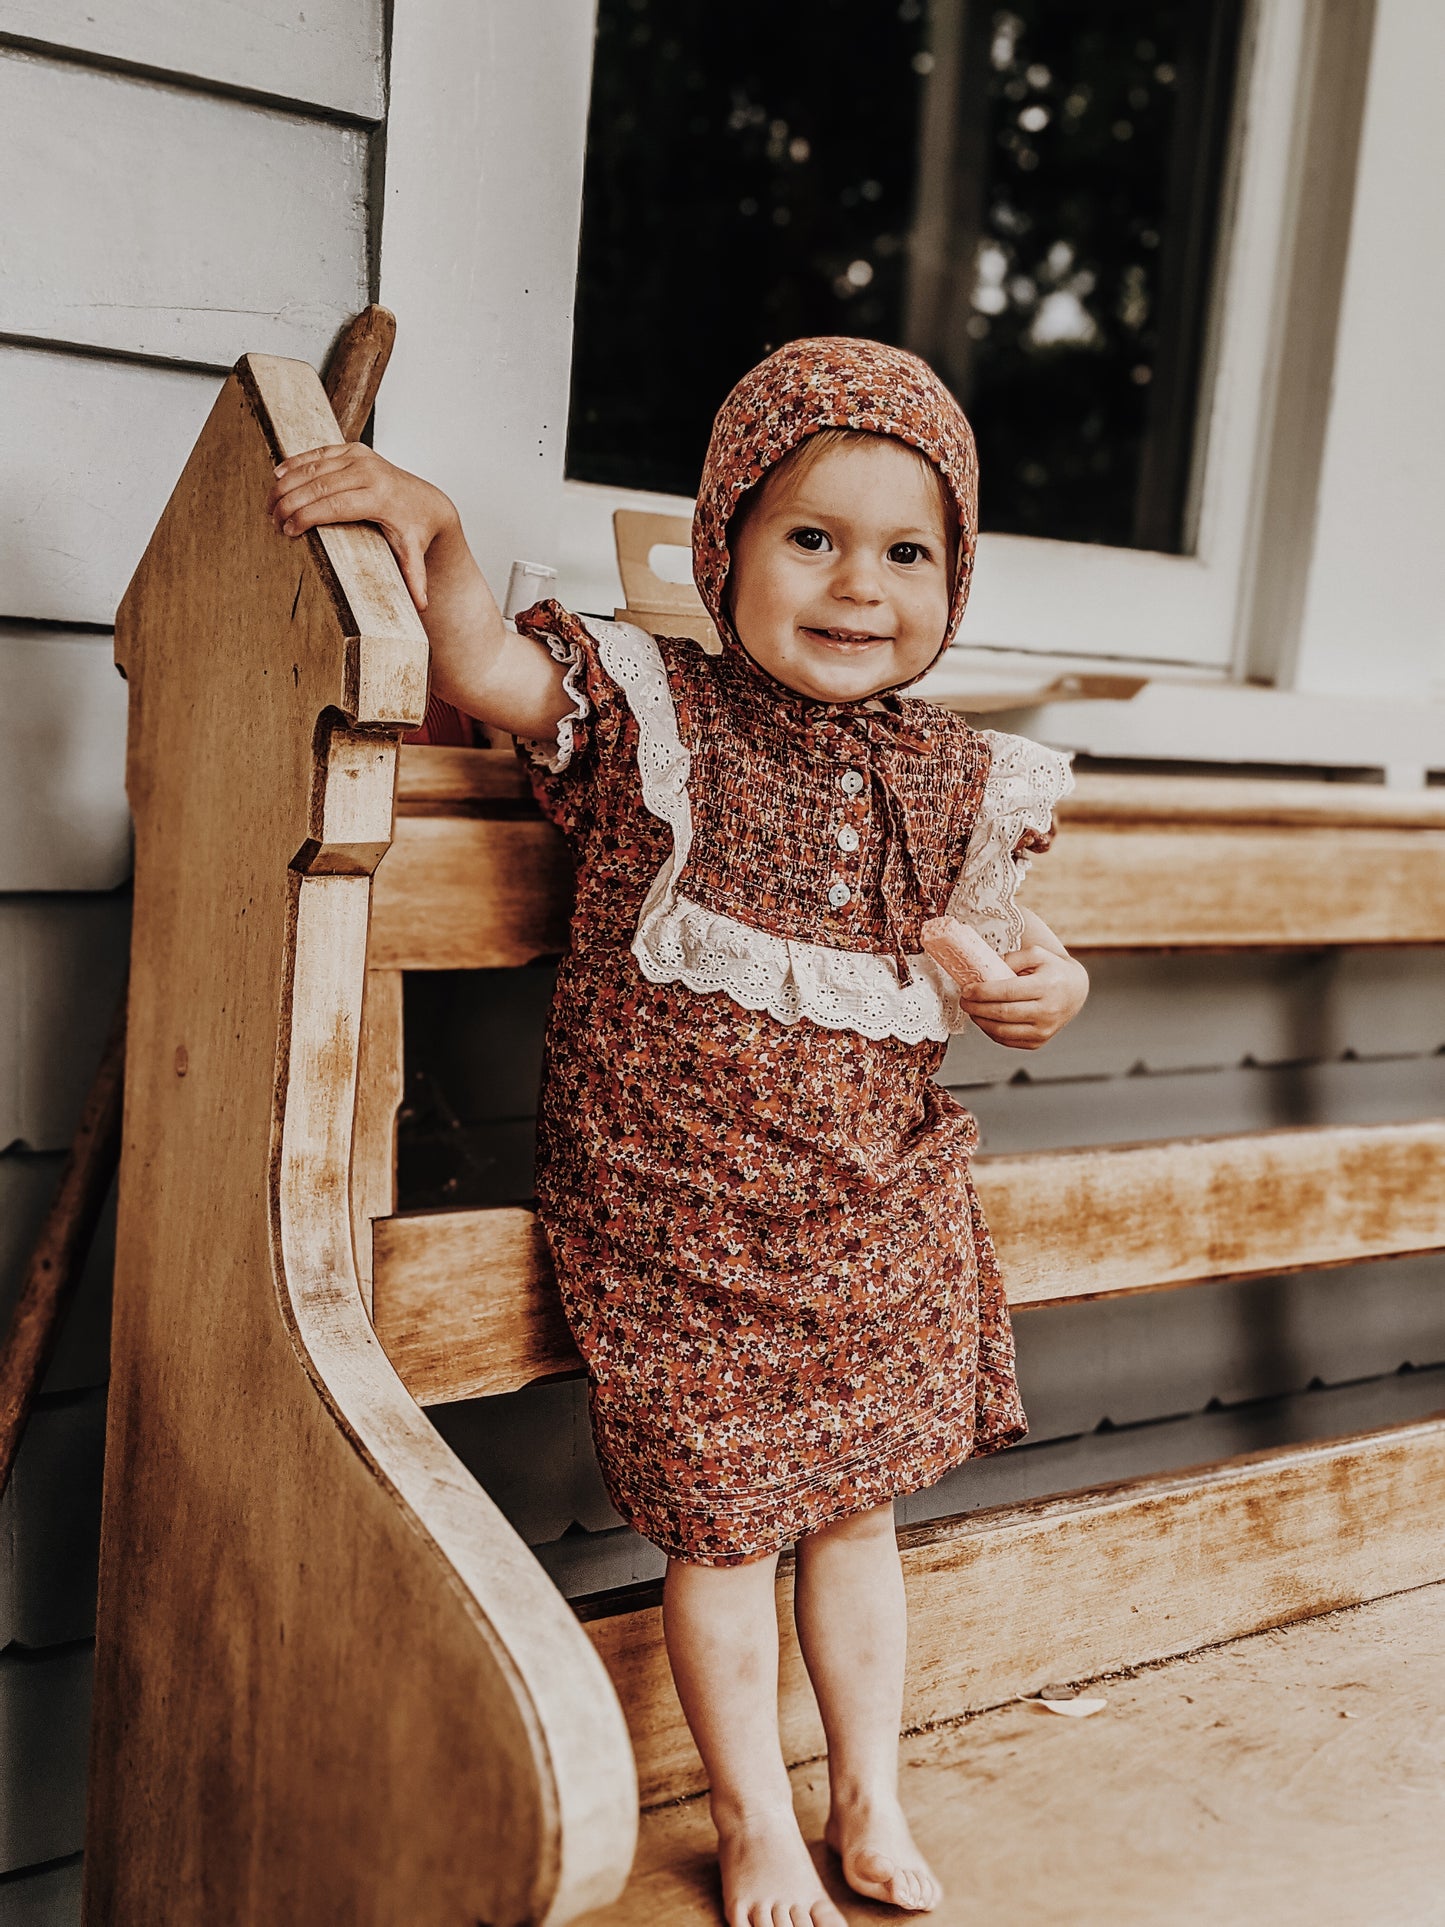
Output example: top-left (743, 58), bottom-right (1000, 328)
top-left (1291, 0), bottom-right (1445, 700)
top-left (376, 1), bottom-right (595, 600)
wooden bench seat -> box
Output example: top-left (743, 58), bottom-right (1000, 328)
top-left (92, 349), bottom-right (1445, 1925)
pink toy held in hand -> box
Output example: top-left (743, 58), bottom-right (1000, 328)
top-left (921, 915), bottom-right (1017, 992)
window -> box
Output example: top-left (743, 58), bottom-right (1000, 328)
top-left (569, 0), bottom-right (1243, 555)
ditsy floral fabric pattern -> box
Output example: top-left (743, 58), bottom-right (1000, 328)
top-left (515, 611), bottom-right (1046, 1564)
top-left (505, 338), bottom-right (1063, 1565)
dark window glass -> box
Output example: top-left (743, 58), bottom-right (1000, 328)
top-left (567, 0), bottom-right (1243, 552)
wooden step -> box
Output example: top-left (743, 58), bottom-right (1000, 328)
top-left (369, 1121), bottom-right (1445, 1407)
top-left (373, 752), bottom-right (1445, 967)
top-left (575, 1415), bottom-right (1445, 1809)
top-left (580, 1580), bottom-right (1445, 1923)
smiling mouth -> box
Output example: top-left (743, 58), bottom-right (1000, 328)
top-left (802, 627), bottom-right (892, 646)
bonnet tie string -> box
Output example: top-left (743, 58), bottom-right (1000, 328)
top-left (844, 711), bottom-right (940, 987)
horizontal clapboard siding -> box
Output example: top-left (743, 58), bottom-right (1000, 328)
top-left (0, 5), bottom-right (385, 1912)
top-left (0, 1645), bottom-right (93, 1872)
top-left (0, 348), bottom-right (222, 623)
top-left (0, 0), bottom-right (386, 119)
top-left (0, 628), bottom-right (129, 891)
top-left (1, 49), bottom-right (370, 366)
top-left (0, 895), bottom-right (132, 1158)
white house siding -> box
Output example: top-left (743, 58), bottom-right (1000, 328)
top-left (0, 6), bottom-right (384, 1914)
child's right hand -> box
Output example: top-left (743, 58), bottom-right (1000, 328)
top-left (266, 444), bottom-right (457, 611)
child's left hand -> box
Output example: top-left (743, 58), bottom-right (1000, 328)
top-left (959, 909), bottom-right (1089, 1049)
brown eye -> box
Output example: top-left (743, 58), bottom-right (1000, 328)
top-left (889, 541), bottom-right (927, 565)
top-left (789, 527), bottom-right (830, 552)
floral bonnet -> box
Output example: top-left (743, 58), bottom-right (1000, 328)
top-left (691, 336), bottom-right (980, 691)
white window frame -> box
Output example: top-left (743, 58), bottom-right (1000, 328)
top-left (554, 0), bottom-right (1316, 677)
top-left (378, 0), bottom-right (1440, 773)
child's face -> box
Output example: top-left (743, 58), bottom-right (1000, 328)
top-left (727, 436), bottom-right (953, 704)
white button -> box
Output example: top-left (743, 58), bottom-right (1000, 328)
top-left (839, 768), bottom-right (865, 796)
top-left (836, 825), bottom-right (860, 852)
top-left (827, 882), bottom-right (852, 909)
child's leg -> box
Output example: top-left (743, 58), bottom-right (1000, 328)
top-left (792, 1503), bottom-right (942, 1913)
top-left (663, 1553), bottom-right (846, 1927)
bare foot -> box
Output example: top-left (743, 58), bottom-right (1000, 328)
top-left (714, 1801), bottom-right (848, 1927)
top-left (825, 1793), bottom-right (942, 1913)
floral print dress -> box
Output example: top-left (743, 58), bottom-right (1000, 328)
top-left (510, 337), bottom-right (1073, 1565)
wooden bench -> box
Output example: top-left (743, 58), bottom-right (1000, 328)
top-left (88, 352), bottom-right (1445, 1922)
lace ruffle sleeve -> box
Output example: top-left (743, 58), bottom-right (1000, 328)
top-left (510, 600), bottom-right (640, 836)
top-left (946, 729), bottom-right (1074, 955)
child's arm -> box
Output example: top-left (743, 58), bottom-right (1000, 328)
top-left (265, 443), bottom-right (575, 741)
top-left (956, 905), bottom-right (1088, 1049)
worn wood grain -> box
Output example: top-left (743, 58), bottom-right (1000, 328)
top-left (368, 1121), bottom-right (1445, 1406)
top-left (588, 1583), bottom-right (1445, 1924)
top-left (397, 740), bottom-right (527, 805)
top-left (1059, 771), bottom-right (1445, 828)
top-left (395, 747), bottom-right (1445, 829)
top-left (0, 0), bottom-right (386, 117)
top-left (1027, 823), bottom-right (1445, 945)
top-left (350, 970), bottom-right (402, 1314)
top-left (1, 51), bottom-right (369, 367)
top-left (0, 625), bottom-right (130, 890)
top-left (370, 761), bottom-right (1445, 965)
top-left (580, 1416), bottom-right (1445, 1808)
top-left (86, 355), bottom-right (634, 1927)
top-left (370, 814), bottom-right (576, 970)
top-left (324, 305), bottom-right (396, 443)
top-left (372, 1208), bottom-right (568, 1401)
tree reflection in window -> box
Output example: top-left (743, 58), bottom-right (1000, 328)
top-left (567, 1), bottom-right (1243, 553)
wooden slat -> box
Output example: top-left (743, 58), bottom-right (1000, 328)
top-left (395, 749), bottom-right (1445, 829)
top-left (0, 0), bottom-right (387, 119)
top-left (371, 1208), bottom-right (563, 1400)
top-left (580, 1415), bottom-right (1445, 1807)
top-left (370, 763), bottom-right (1445, 966)
top-left (368, 1121), bottom-right (1445, 1407)
top-left (369, 814), bottom-right (574, 969)
top-left (397, 741), bottom-right (530, 805)
top-left (1027, 823), bottom-right (1445, 946)
top-left (0, 51), bottom-right (369, 368)
top-left (1061, 771), bottom-right (1445, 828)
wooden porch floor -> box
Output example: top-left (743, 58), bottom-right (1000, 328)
top-left (582, 1581), bottom-right (1445, 1926)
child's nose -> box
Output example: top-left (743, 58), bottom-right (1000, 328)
top-left (832, 551), bottom-right (885, 601)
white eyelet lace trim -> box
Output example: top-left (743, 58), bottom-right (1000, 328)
top-left (518, 628), bottom-right (591, 773)
top-left (587, 617), bottom-right (1074, 1044)
top-left (946, 729), bottom-right (1076, 956)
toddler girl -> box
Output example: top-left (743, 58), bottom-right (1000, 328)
top-left (269, 337), bottom-right (1088, 1926)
